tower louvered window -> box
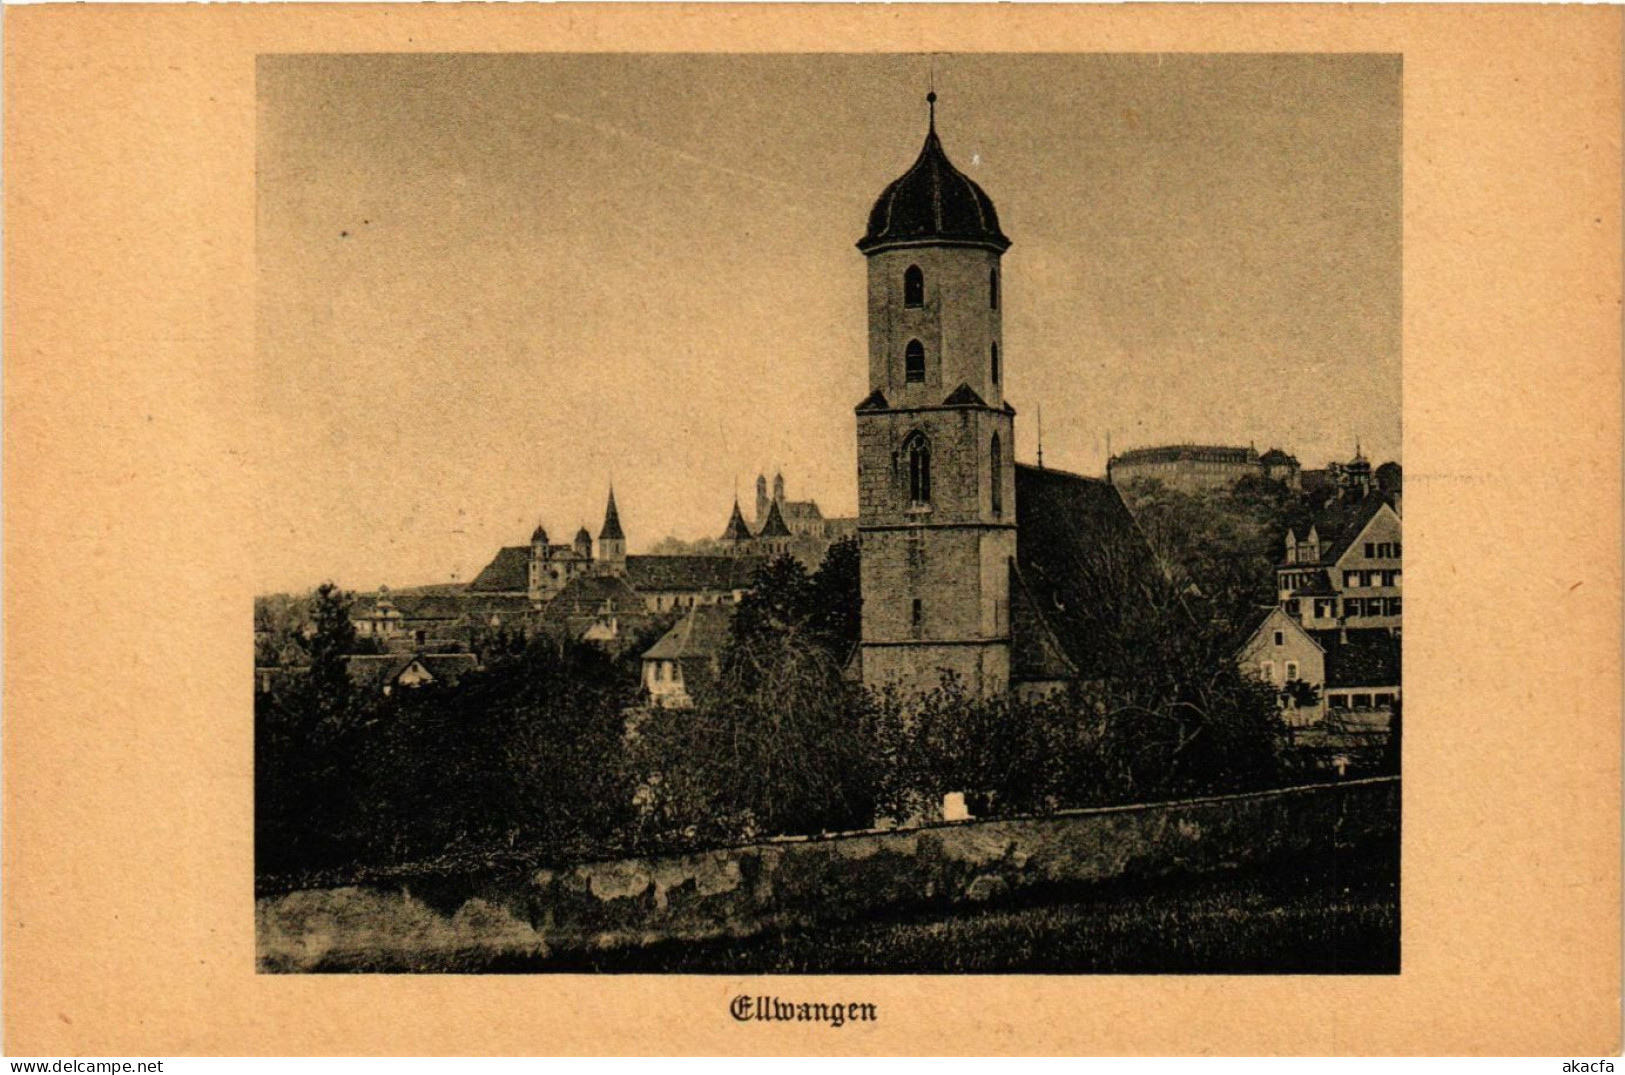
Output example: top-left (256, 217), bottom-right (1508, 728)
top-left (991, 341), bottom-right (1000, 385)
top-left (904, 265), bottom-right (924, 308)
top-left (905, 339), bottom-right (926, 383)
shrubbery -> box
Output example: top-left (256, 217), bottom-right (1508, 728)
top-left (257, 541), bottom-right (1290, 884)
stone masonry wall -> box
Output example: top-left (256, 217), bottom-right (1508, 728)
top-left (257, 778), bottom-right (1399, 972)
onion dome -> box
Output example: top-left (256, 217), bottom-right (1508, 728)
top-left (530, 522), bottom-right (549, 544)
top-left (721, 499), bottom-right (754, 542)
top-left (599, 487), bottom-right (625, 541)
top-left (858, 93), bottom-right (1010, 255)
top-left (574, 526), bottom-right (592, 545)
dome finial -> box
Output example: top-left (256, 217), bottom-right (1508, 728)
top-left (927, 90), bottom-right (937, 133)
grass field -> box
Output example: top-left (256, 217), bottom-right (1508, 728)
top-left (485, 836), bottom-right (1399, 975)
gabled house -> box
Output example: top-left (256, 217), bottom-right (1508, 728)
top-left (640, 603), bottom-right (736, 709)
top-left (1238, 606), bottom-right (1401, 727)
top-left (343, 651), bottom-right (481, 695)
top-left (1280, 491), bottom-right (1402, 630)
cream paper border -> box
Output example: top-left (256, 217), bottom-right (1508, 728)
top-left (4, 4), bottom-right (1620, 1056)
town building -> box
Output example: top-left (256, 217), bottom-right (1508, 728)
top-left (1279, 487), bottom-right (1402, 630)
top-left (462, 487), bottom-right (764, 644)
top-left (641, 603), bottom-right (736, 709)
top-left (1237, 607), bottom-right (1400, 722)
top-left (850, 94), bottom-right (1160, 699)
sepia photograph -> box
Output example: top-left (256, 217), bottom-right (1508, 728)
top-left (252, 52), bottom-right (1403, 975)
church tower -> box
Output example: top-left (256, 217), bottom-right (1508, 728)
top-left (855, 93), bottom-right (1016, 696)
top-left (598, 486), bottom-right (626, 574)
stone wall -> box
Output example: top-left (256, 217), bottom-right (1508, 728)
top-left (257, 777), bottom-right (1399, 972)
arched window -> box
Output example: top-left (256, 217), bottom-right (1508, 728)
top-left (903, 265), bottom-right (924, 308)
top-left (991, 341), bottom-right (1000, 385)
top-left (904, 339), bottom-right (926, 383)
top-left (905, 431), bottom-right (932, 506)
top-left (990, 267), bottom-right (1000, 310)
top-left (990, 433), bottom-right (1003, 516)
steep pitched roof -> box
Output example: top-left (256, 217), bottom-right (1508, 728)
top-left (757, 499), bottom-right (792, 539)
top-left (642, 604), bottom-right (736, 662)
top-left (1011, 464), bottom-right (1163, 682)
top-left (468, 546), bottom-right (529, 593)
top-left (1309, 628), bottom-right (1401, 688)
top-left (386, 594), bottom-right (466, 621)
top-left (1303, 492), bottom-right (1397, 565)
top-left (779, 500), bottom-right (825, 523)
top-left (625, 555), bottom-right (761, 593)
top-left (1283, 569), bottom-right (1338, 597)
top-left (599, 488), bottom-right (625, 541)
top-left (720, 500), bottom-right (754, 542)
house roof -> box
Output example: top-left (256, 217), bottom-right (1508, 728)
top-left (625, 554), bottom-right (761, 593)
top-left (1010, 464), bottom-right (1163, 682)
top-left (1283, 568), bottom-right (1338, 597)
top-left (642, 603), bottom-right (736, 662)
top-left (468, 546), bottom-right (529, 593)
top-left (1309, 628), bottom-right (1401, 688)
top-left (541, 574), bottom-right (645, 621)
top-left (1301, 491), bottom-right (1396, 565)
top-left (858, 103), bottom-right (1010, 255)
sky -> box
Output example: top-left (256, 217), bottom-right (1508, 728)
top-left (256, 53), bottom-right (1400, 594)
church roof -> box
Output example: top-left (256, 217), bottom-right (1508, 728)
top-left (625, 555), bottom-right (761, 593)
top-left (721, 500), bottom-right (754, 542)
top-left (757, 498), bottom-right (792, 538)
top-left (1011, 464), bottom-right (1163, 683)
top-left (858, 96), bottom-right (1010, 255)
top-left (467, 546), bottom-right (529, 593)
top-left (600, 488), bottom-right (625, 541)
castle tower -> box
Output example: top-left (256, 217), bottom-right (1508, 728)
top-left (855, 93), bottom-right (1016, 697)
top-left (598, 487), bottom-right (626, 574)
top-left (772, 471), bottom-right (786, 505)
top-left (757, 498), bottom-right (793, 560)
top-left (754, 474), bottom-right (769, 528)
top-left (721, 498), bottom-right (754, 554)
top-left (573, 525), bottom-right (593, 562)
top-left (528, 521), bottom-right (550, 603)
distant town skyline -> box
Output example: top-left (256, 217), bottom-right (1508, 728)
top-left (256, 53), bottom-right (1400, 593)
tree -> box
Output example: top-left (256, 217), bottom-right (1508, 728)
top-left (808, 536), bottom-right (861, 657)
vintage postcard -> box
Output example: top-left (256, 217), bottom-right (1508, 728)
top-left (5, 4), bottom-right (1620, 1057)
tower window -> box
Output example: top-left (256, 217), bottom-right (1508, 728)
top-left (991, 341), bottom-right (1000, 385)
top-left (903, 265), bottom-right (924, 308)
top-left (990, 433), bottom-right (1003, 517)
top-left (910, 598), bottom-right (923, 638)
top-left (905, 431), bottom-right (932, 506)
top-left (990, 267), bottom-right (1000, 310)
top-left (905, 339), bottom-right (926, 384)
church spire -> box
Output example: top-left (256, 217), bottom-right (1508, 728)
top-left (599, 485), bottom-right (624, 541)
